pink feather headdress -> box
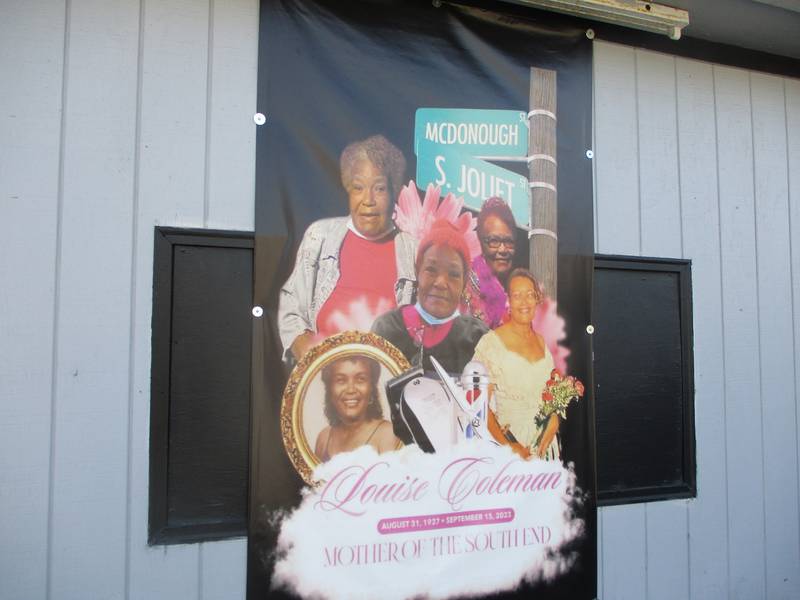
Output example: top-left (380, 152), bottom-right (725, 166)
top-left (394, 181), bottom-right (480, 260)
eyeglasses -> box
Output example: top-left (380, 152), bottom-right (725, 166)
top-left (482, 236), bottom-right (515, 250)
top-left (510, 291), bottom-right (540, 303)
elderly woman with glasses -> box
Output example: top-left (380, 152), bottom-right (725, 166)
top-left (463, 197), bottom-right (518, 329)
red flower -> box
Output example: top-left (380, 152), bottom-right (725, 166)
top-left (546, 379), bottom-right (556, 388)
top-left (575, 381), bottom-right (585, 396)
top-left (550, 369), bottom-right (562, 381)
top-left (542, 391), bottom-right (553, 402)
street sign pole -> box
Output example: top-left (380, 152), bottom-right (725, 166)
top-left (528, 67), bottom-right (558, 301)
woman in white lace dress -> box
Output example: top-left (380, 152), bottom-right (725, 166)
top-left (473, 269), bottom-right (560, 459)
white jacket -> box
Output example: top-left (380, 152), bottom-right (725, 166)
top-left (277, 217), bottom-right (417, 358)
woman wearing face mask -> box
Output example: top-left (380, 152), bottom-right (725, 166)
top-left (278, 135), bottom-right (417, 363)
top-left (463, 197), bottom-right (517, 329)
top-left (371, 219), bottom-right (489, 374)
top-left (472, 268), bottom-right (559, 459)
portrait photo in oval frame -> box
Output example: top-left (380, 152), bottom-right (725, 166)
top-left (280, 330), bottom-right (411, 484)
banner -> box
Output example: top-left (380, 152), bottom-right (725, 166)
top-left (251, 1), bottom-right (596, 598)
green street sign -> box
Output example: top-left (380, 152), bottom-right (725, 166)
top-left (416, 141), bottom-right (530, 228)
top-left (414, 108), bottom-right (529, 157)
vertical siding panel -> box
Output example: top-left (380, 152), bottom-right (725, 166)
top-left (636, 50), bottom-right (682, 258)
top-left (590, 59), bottom-right (603, 597)
top-left (594, 42), bottom-right (640, 256)
top-left (195, 0), bottom-right (259, 593)
top-left (593, 41), bottom-right (647, 600)
top-left (596, 514), bottom-right (603, 597)
top-left (200, 540), bottom-right (247, 600)
top-left (634, 49), bottom-right (690, 600)
top-left (787, 77), bottom-right (800, 600)
top-left (714, 65), bottom-right (766, 600)
top-left (206, 0), bottom-right (258, 230)
top-left (0, 3), bottom-right (65, 599)
top-left (675, 57), bottom-right (728, 600)
top-left (598, 506), bottom-right (647, 600)
top-left (127, 0), bottom-right (210, 597)
top-left (751, 72), bottom-right (800, 600)
top-left (47, 1), bottom-right (139, 597)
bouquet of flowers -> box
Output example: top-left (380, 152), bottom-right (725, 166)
top-left (534, 369), bottom-right (585, 431)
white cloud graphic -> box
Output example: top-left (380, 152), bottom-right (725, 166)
top-left (272, 443), bottom-right (584, 600)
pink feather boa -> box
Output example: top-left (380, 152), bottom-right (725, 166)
top-left (533, 296), bottom-right (570, 374)
top-left (470, 255), bottom-right (508, 329)
top-left (394, 181), bottom-right (480, 260)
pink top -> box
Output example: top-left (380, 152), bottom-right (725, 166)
top-left (316, 231), bottom-right (398, 337)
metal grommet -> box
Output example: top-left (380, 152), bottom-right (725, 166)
top-left (586, 324), bottom-right (595, 334)
top-left (585, 149), bottom-right (594, 159)
top-left (253, 113), bottom-right (266, 125)
top-left (586, 29), bottom-right (595, 40)
top-left (252, 306), bottom-right (264, 317)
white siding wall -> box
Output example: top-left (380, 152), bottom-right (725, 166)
top-left (1, 3), bottom-right (799, 598)
top-left (1, 1), bottom-right (257, 599)
top-left (595, 41), bottom-right (800, 600)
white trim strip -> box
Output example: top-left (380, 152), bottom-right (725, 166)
top-left (529, 181), bottom-right (557, 192)
top-left (527, 109), bottom-right (557, 120)
top-left (527, 153), bottom-right (557, 165)
top-left (528, 228), bottom-right (558, 240)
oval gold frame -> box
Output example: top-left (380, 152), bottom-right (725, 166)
top-left (280, 331), bottom-right (411, 485)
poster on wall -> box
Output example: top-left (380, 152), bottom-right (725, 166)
top-left (250, 1), bottom-right (596, 598)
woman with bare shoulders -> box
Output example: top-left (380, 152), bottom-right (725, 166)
top-left (473, 268), bottom-right (559, 459)
top-left (314, 355), bottom-right (399, 462)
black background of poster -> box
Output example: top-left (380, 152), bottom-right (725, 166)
top-left (250, 1), bottom-right (596, 598)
